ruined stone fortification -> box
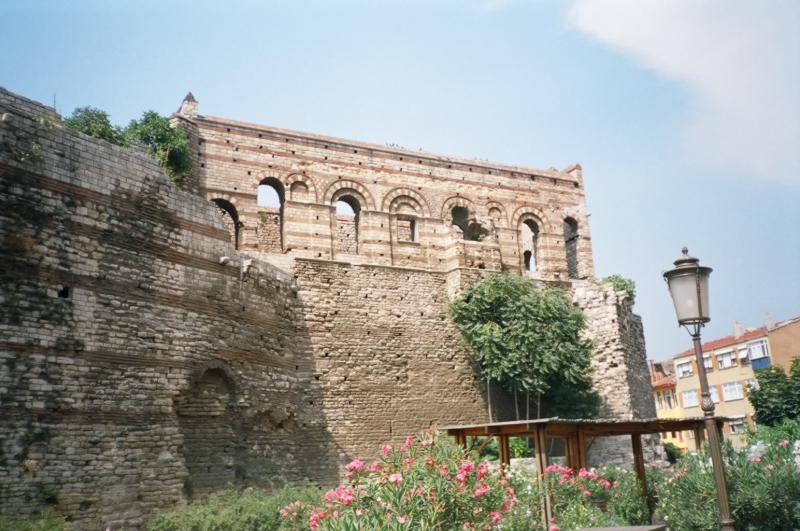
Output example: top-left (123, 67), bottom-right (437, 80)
top-left (0, 88), bottom-right (655, 530)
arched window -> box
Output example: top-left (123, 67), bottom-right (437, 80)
top-left (211, 199), bottom-right (240, 250)
top-left (336, 195), bottom-right (361, 254)
top-left (451, 206), bottom-right (469, 238)
top-left (257, 178), bottom-right (285, 253)
top-left (521, 219), bottom-right (539, 274)
top-left (564, 217), bottom-right (579, 279)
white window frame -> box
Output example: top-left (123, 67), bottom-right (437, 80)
top-left (748, 340), bottom-right (769, 360)
top-left (688, 430), bottom-right (695, 439)
top-left (728, 416), bottom-right (747, 435)
top-left (677, 361), bottom-right (693, 378)
top-left (683, 389), bottom-right (699, 408)
top-left (703, 355), bottom-right (713, 371)
top-left (722, 381), bottom-right (744, 401)
top-left (716, 350), bottom-right (737, 369)
top-left (665, 390), bottom-right (674, 410)
top-left (709, 386), bottom-right (719, 403)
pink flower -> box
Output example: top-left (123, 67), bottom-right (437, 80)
top-left (381, 445), bottom-right (392, 456)
top-left (491, 511), bottom-right (502, 523)
top-left (764, 465), bottom-right (775, 472)
top-left (439, 464), bottom-right (449, 476)
top-left (389, 473), bottom-right (403, 485)
top-left (402, 458), bottom-right (414, 467)
top-left (405, 435), bottom-right (416, 447)
top-left (456, 472), bottom-right (468, 482)
top-left (779, 440), bottom-right (791, 447)
top-left (356, 509), bottom-right (363, 516)
top-left (397, 516), bottom-right (407, 524)
top-left (369, 460), bottom-right (381, 472)
top-left (476, 462), bottom-right (489, 479)
top-left (749, 456), bottom-right (762, 463)
top-left (583, 490), bottom-right (591, 497)
top-left (421, 438), bottom-right (435, 446)
top-left (345, 458), bottom-right (365, 472)
top-left (549, 526), bottom-right (560, 531)
top-left (472, 482), bottom-right (491, 498)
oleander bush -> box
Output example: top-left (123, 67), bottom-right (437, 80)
top-left (0, 510), bottom-right (66, 531)
top-left (653, 423), bottom-right (800, 531)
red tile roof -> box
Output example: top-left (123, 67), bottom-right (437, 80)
top-left (675, 327), bottom-right (767, 359)
top-left (652, 375), bottom-right (676, 389)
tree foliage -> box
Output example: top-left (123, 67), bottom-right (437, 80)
top-left (63, 106), bottom-right (129, 147)
top-left (126, 111), bottom-right (193, 185)
top-left (747, 357), bottom-right (800, 426)
top-left (448, 273), bottom-right (599, 419)
top-left (599, 274), bottom-right (636, 301)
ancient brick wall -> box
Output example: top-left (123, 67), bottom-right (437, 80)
top-left (0, 88), bottom-right (657, 529)
top-left (0, 88), bottom-right (340, 530)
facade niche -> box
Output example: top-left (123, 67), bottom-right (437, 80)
top-left (211, 199), bottom-right (241, 250)
top-left (177, 368), bottom-right (239, 498)
top-left (257, 178), bottom-right (285, 253)
top-left (521, 219), bottom-right (540, 275)
top-left (564, 217), bottom-right (579, 279)
top-left (335, 195), bottom-right (361, 254)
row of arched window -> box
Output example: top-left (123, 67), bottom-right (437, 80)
top-left (211, 179), bottom-right (581, 279)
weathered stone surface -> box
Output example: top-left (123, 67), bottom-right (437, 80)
top-left (0, 87), bottom-right (655, 530)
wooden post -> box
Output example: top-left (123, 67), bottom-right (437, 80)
top-left (499, 434), bottom-right (511, 468)
top-left (534, 425), bottom-right (552, 527)
top-left (454, 430), bottom-right (466, 447)
top-left (631, 434), bottom-right (649, 502)
top-left (576, 426), bottom-right (588, 470)
top-left (694, 422), bottom-right (706, 453)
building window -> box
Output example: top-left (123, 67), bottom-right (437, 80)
top-left (728, 416), bottom-right (747, 434)
top-left (688, 430), bottom-right (695, 439)
top-left (716, 350), bottom-right (737, 369)
top-left (683, 389), bottom-right (699, 407)
top-left (723, 382), bottom-right (744, 401)
top-left (748, 340), bottom-right (769, 360)
top-left (563, 218), bottom-right (579, 279)
top-left (709, 386), bottom-right (719, 403)
top-left (656, 392), bottom-right (664, 410)
top-left (665, 391), bottom-right (674, 409)
top-left (703, 355), bottom-right (713, 371)
top-left (677, 361), bottom-right (693, 378)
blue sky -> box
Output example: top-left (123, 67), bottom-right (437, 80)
top-left (2, 0), bottom-right (798, 361)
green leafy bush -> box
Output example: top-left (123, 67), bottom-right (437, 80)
top-left (747, 357), bottom-right (800, 426)
top-left (126, 111), bottom-right (193, 185)
top-left (147, 482), bottom-right (322, 531)
top-left (280, 432), bottom-right (517, 531)
top-left (0, 511), bottom-right (66, 531)
top-left (663, 441), bottom-right (682, 464)
top-left (63, 106), bottom-right (129, 147)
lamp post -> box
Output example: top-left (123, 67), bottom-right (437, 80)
top-left (663, 247), bottom-right (734, 531)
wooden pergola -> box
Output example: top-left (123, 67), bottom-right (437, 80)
top-left (439, 416), bottom-right (727, 526)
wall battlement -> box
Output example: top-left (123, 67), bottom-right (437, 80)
top-left (0, 88), bottom-right (655, 530)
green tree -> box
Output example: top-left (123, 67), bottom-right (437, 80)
top-left (62, 106), bottom-right (129, 147)
top-left (448, 273), bottom-right (599, 420)
top-left (600, 274), bottom-right (636, 300)
top-left (125, 111), bottom-right (192, 185)
top-left (747, 357), bottom-right (800, 426)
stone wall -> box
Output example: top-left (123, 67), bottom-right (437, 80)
top-left (0, 88), bottom-right (340, 530)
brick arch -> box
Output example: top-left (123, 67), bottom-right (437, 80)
top-left (323, 180), bottom-right (376, 211)
top-left (285, 173), bottom-right (318, 203)
top-left (485, 201), bottom-right (508, 227)
top-left (511, 205), bottom-right (550, 230)
top-left (382, 188), bottom-right (431, 218)
top-left (441, 196), bottom-right (475, 221)
top-left (205, 192), bottom-right (240, 209)
top-left (251, 170), bottom-right (318, 203)
top-left (185, 360), bottom-right (240, 398)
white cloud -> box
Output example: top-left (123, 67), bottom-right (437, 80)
top-left (567, 0), bottom-right (800, 186)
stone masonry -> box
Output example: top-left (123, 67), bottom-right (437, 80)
top-left (0, 88), bottom-right (656, 530)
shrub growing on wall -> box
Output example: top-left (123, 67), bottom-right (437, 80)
top-left (126, 111), bottom-right (193, 185)
top-left (448, 273), bottom-right (599, 420)
top-left (63, 106), bottom-right (129, 147)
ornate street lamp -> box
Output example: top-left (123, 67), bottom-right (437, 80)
top-left (663, 248), bottom-right (734, 531)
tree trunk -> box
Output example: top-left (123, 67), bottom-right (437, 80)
top-left (536, 393), bottom-right (542, 419)
top-left (487, 379), bottom-right (493, 423)
top-left (514, 389), bottom-right (520, 421)
top-left (526, 392), bottom-right (530, 420)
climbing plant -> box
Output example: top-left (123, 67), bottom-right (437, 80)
top-left (600, 274), bottom-right (636, 300)
top-left (448, 273), bottom-right (599, 420)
